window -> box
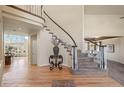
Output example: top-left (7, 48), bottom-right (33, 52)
top-left (4, 34), bottom-right (28, 43)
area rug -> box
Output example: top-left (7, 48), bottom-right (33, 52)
top-left (52, 80), bottom-right (75, 87)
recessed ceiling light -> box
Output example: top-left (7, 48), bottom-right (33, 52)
top-left (18, 27), bottom-right (22, 30)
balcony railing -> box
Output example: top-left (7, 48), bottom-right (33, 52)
top-left (14, 5), bottom-right (42, 16)
top-left (7, 5), bottom-right (45, 22)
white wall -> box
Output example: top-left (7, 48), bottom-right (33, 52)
top-left (84, 15), bottom-right (124, 37)
top-left (43, 5), bottom-right (83, 50)
top-left (102, 38), bottom-right (124, 64)
top-left (37, 30), bottom-right (52, 66)
top-left (31, 35), bottom-right (37, 64)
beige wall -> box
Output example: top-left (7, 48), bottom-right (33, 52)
top-left (30, 35), bottom-right (37, 64)
top-left (44, 5), bottom-right (83, 50)
top-left (102, 37), bottom-right (124, 64)
top-left (84, 15), bottom-right (124, 37)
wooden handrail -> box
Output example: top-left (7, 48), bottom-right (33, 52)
top-left (43, 11), bottom-right (77, 47)
top-left (85, 39), bottom-right (99, 46)
top-left (7, 5), bottom-right (45, 22)
top-left (85, 39), bottom-right (106, 47)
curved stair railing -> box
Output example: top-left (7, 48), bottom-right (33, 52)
top-left (42, 10), bottom-right (78, 70)
top-left (43, 11), bottom-right (77, 47)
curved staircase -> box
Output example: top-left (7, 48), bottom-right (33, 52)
top-left (42, 9), bottom-right (108, 75)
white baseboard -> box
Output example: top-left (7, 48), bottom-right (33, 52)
top-left (37, 64), bottom-right (49, 67)
top-left (37, 63), bottom-right (71, 68)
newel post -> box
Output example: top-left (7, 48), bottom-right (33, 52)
top-left (72, 46), bottom-right (78, 70)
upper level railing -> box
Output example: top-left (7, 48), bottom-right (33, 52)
top-left (7, 5), bottom-right (45, 22)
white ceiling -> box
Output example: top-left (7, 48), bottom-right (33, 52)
top-left (3, 17), bottom-right (42, 35)
top-left (85, 5), bottom-right (124, 15)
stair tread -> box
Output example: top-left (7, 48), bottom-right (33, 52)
top-left (79, 63), bottom-right (98, 65)
top-left (78, 62), bottom-right (98, 65)
top-left (77, 53), bottom-right (88, 57)
top-left (78, 58), bottom-right (93, 60)
top-left (78, 67), bottom-right (101, 70)
top-left (79, 65), bottom-right (98, 67)
top-left (78, 60), bottom-right (96, 63)
top-left (78, 57), bottom-right (93, 60)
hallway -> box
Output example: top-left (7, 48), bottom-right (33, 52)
top-left (0, 57), bottom-right (122, 87)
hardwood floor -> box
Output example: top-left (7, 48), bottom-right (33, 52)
top-left (1, 57), bottom-right (122, 87)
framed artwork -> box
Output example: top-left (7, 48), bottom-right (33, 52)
top-left (107, 44), bottom-right (115, 53)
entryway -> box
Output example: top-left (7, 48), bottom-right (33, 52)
top-left (4, 34), bottom-right (29, 65)
top-left (1, 16), bottom-right (41, 84)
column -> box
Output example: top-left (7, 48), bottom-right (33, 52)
top-left (82, 5), bottom-right (85, 53)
